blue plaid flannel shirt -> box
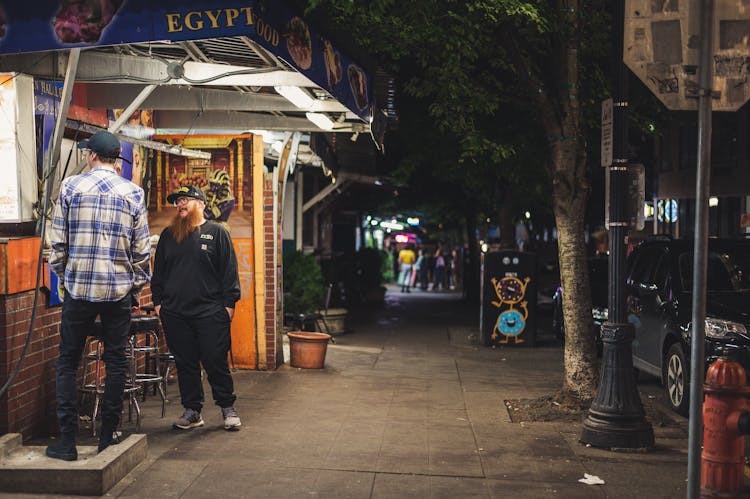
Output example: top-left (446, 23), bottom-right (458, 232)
top-left (49, 166), bottom-right (152, 302)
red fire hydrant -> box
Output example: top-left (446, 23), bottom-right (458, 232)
top-left (702, 353), bottom-right (750, 498)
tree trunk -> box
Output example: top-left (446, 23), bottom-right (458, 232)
top-left (552, 159), bottom-right (599, 398)
top-left (548, 0), bottom-right (600, 396)
top-left (529, 0), bottom-right (598, 399)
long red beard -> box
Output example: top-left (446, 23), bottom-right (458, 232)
top-left (169, 203), bottom-right (202, 243)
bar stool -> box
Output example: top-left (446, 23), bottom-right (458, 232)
top-left (79, 335), bottom-right (142, 436)
top-left (139, 306), bottom-right (175, 399)
top-left (79, 314), bottom-right (167, 435)
top-left (129, 314), bottom-right (167, 417)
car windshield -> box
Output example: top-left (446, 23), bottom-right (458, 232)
top-left (678, 249), bottom-right (750, 292)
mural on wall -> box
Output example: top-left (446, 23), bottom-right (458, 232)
top-left (109, 108), bottom-right (155, 140)
top-left (230, 238), bottom-right (256, 368)
top-left (204, 169), bottom-right (235, 230)
top-left (490, 275), bottom-right (531, 344)
top-left (167, 156), bottom-right (209, 192)
top-left (165, 143), bottom-right (244, 230)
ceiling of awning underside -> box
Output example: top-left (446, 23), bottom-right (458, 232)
top-left (0, 34), bottom-right (385, 174)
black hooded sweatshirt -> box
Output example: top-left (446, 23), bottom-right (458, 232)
top-left (151, 221), bottom-right (240, 318)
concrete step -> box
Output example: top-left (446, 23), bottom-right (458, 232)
top-left (0, 433), bottom-right (147, 495)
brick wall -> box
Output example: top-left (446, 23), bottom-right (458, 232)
top-left (0, 287), bottom-right (156, 440)
top-left (263, 175), bottom-right (278, 368)
top-left (0, 291), bottom-right (61, 438)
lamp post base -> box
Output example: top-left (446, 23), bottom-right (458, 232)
top-left (580, 322), bottom-right (655, 449)
top-left (581, 411), bottom-right (655, 449)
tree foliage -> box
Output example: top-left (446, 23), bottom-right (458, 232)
top-left (310, 0), bottom-right (553, 223)
top-left (306, 0), bottom-right (619, 399)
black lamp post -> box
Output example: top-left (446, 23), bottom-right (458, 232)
top-left (579, 0), bottom-right (655, 449)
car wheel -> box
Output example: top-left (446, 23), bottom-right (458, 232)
top-left (663, 343), bottom-right (689, 416)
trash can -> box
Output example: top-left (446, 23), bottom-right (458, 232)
top-left (480, 250), bottom-right (538, 347)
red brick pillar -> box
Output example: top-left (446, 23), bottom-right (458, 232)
top-left (262, 174), bottom-right (281, 368)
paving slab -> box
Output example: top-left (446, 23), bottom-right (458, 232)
top-left (0, 433), bottom-right (146, 495)
top-left (13, 285), bottom-right (725, 497)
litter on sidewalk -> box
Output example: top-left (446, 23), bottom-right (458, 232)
top-left (578, 473), bottom-right (605, 485)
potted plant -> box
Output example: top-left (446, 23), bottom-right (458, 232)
top-left (283, 251), bottom-right (331, 368)
top-left (283, 251), bottom-right (325, 319)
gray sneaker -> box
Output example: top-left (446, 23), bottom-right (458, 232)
top-left (173, 408), bottom-right (204, 430)
top-left (221, 406), bottom-right (241, 431)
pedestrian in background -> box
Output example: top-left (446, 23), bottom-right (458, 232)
top-left (398, 243), bottom-right (416, 293)
top-left (152, 185), bottom-right (242, 432)
top-left (413, 248), bottom-right (424, 289)
top-left (444, 248), bottom-right (454, 290)
top-left (433, 248), bottom-right (447, 291)
top-left (418, 249), bottom-right (430, 290)
top-left (46, 131), bottom-right (152, 460)
top-left (450, 248), bottom-right (459, 290)
top-left (515, 221), bottom-right (529, 251)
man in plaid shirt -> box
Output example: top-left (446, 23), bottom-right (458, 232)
top-left (46, 131), bottom-right (151, 461)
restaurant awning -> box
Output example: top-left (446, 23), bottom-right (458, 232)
top-left (0, 1), bottom-right (383, 140)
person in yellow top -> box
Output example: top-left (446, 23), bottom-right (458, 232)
top-left (398, 244), bottom-right (417, 293)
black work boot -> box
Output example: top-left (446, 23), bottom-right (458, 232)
top-left (97, 421), bottom-right (120, 453)
top-left (45, 432), bottom-right (77, 461)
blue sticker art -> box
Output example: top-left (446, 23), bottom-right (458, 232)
top-left (496, 309), bottom-right (526, 337)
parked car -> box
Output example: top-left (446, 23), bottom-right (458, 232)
top-left (551, 257), bottom-right (609, 343)
top-left (625, 237), bottom-right (750, 416)
top-left (553, 237), bottom-right (750, 417)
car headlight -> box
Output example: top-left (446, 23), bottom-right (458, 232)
top-left (704, 317), bottom-right (747, 339)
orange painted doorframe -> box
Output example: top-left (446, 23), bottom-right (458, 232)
top-left (230, 238), bottom-right (256, 369)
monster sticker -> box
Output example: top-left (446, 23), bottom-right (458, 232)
top-left (204, 169), bottom-right (235, 232)
top-left (490, 276), bottom-right (530, 344)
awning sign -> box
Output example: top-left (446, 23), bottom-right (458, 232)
top-left (0, 1), bottom-right (372, 121)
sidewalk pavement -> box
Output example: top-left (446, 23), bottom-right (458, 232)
top-left (23, 284), bottom-right (695, 498)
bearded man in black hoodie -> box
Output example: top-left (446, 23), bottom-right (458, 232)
top-left (152, 185), bottom-right (242, 431)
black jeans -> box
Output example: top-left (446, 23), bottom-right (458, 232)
top-left (56, 293), bottom-right (131, 434)
top-left (160, 309), bottom-right (236, 412)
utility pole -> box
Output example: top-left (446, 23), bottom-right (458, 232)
top-left (579, 0), bottom-right (654, 449)
top-left (686, 0), bottom-right (714, 495)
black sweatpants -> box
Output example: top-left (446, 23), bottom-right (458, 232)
top-left (160, 309), bottom-right (236, 412)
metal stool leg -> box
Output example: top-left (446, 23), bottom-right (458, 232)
top-left (79, 337), bottom-right (105, 436)
top-left (160, 353), bottom-right (175, 400)
top-left (129, 329), bottom-right (167, 419)
top-left (318, 317), bottom-right (335, 343)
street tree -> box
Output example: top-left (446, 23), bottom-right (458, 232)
top-left (307, 0), bottom-right (612, 399)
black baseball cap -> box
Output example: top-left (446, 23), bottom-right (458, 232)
top-left (77, 131), bottom-right (131, 163)
top-left (167, 184), bottom-right (206, 204)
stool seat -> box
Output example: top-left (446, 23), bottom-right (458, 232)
top-left (129, 315), bottom-right (160, 334)
top-left (92, 315), bottom-right (161, 335)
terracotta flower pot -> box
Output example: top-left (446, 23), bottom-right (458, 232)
top-left (288, 331), bottom-right (331, 369)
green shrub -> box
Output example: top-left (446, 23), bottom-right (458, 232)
top-left (283, 251), bottom-right (325, 316)
top-left (357, 247), bottom-right (384, 293)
